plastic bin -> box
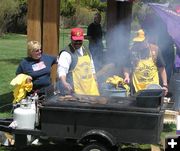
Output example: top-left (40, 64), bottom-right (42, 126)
top-left (135, 89), bottom-right (164, 108)
top-left (103, 88), bottom-right (127, 97)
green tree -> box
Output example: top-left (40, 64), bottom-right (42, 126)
top-left (60, 0), bottom-right (76, 17)
top-left (0, 0), bottom-right (19, 35)
top-left (132, 0), bottom-right (175, 30)
top-left (7, 0), bottom-right (27, 33)
top-left (60, 0), bottom-right (106, 18)
top-left (59, 0), bottom-right (106, 27)
top-left (79, 0), bottom-right (106, 12)
top-left (18, 0), bottom-right (27, 5)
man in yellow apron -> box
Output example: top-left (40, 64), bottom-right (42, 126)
top-left (123, 29), bottom-right (168, 95)
top-left (58, 28), bottom-right (99, 96)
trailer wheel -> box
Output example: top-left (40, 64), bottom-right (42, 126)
top-left (82, 143), bottom-right (109, 151)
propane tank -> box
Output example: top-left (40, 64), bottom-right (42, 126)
top-left (13, 98), bottom-right (36, 129)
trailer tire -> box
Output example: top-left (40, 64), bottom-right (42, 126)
top-left (82, 143), bottom-right (109, 151)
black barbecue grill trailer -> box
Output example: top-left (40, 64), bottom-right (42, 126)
top-left (0, 89), bottom-right (165, 151)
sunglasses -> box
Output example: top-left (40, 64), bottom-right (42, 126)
top-left (73, 40), bottom-right (83, 44)
top-left (33, 49), bottom-right (42, 53)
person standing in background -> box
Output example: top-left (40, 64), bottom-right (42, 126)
top-left (86, 13), bottom-right (104, 71)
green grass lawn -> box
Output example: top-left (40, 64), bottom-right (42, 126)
top-left (0, 34), bottom-right (27, 117)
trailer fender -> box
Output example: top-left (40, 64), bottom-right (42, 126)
top-left (78, 129), bottom-right (117, 147)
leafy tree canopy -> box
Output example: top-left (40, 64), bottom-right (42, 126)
top-left (60, 0), bottom-right (107, 17)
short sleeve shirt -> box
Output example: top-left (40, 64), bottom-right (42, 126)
top-left (16, 54), bottom-right (57, 90)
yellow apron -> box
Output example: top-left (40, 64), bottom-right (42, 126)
top-left (132, 52), bottom-right (159, 92)
top-left (72, 55), bottom-right (100, 96)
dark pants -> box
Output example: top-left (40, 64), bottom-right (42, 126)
top-left (170, 72), bottom-right (180, 111)
top-left (89, 43), bottom-right (104, 71)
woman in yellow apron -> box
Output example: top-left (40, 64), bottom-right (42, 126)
top-left (132, 43), bottom-right (159, 92)
top-left (123, 29), bottom-right (168, 95)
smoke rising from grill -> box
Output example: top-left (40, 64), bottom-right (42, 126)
top-left (98, 1), bottom-right (179, 101)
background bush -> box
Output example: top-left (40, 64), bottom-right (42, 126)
top-left (0, 0), bottom-right (178, 35)
top-left (60, 0), bottom-right (106, 28)
top-left (0, 0), bottom-right (107, 35)
top-left (7, 2), bottom-right (27, 34)
top-left (0, 0), bottom-right (19, 35)
top-left (61, 7), bottom-right (106, 29)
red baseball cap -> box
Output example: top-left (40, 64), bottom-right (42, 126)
top-left (71, 28), bottom-right (84, 41)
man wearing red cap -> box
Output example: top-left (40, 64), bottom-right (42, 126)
top-left (57, 28), bottom-right (99, 96)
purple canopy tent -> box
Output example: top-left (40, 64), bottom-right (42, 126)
top-left (149, 3), bottom-right (180, 110)
top-left (149, 3), bottom-right (180, 68)
top-left (148, 3), bottom-right (180, 48)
